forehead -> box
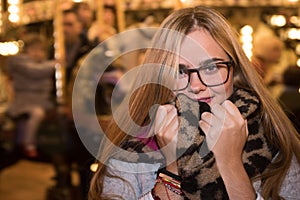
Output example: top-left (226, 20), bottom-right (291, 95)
top-left (63, 12), bottom-right (79, 23)
top-left (179, 29), bottom-right (228, 65)
top-left (78, 4), bottom-right (91, 11)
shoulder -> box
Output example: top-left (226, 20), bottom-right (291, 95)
top-left (253, 155), bottom-right (300, 199)
top-left (280, 155), bottom-right (300, 198)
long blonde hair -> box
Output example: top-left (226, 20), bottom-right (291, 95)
top-left (89, 6), bottom-right (300, 200)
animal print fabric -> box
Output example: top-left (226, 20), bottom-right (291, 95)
top-left (176, 89), bottom-right (276, 200)
top-left (115, 88), bottom-right (277, 199)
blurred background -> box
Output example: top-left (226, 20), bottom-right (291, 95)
top-left (1, 0), bottom-right (300, 200)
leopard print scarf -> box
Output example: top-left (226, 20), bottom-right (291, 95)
top-left (176, 88), bottom-right (277, 199)
top-left (114, 88), bottom-right (277, 199)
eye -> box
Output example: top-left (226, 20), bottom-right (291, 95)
top-left (202, 63), bottom-right (219, 75)
top-left (178, 64), bottom-right (188, 78)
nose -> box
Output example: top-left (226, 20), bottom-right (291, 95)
top-left (189, 73), bottom-right (207, 93)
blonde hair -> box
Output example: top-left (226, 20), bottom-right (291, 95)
top-left (89, 6), bottom-right (300, 200)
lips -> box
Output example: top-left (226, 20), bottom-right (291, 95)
top-left (197, 97), bottom-right (212, 103)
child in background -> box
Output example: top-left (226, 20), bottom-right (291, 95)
top-left (5, 33), bottom-right (55, 158)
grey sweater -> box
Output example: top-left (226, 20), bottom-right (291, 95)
top-left (6, 54), bottom-right (55, 116)
top-left (102, 155), bottom-right (300, 200)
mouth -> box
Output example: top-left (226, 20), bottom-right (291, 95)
top-left (197, 97), bottom-right (212, 103)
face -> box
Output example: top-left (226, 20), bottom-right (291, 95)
top-left (77, 4), bottom-right (93, 28)
top-left (63, 12), bottom-right (82, 44)
top-left (27, 43), bottom-right (47, 63)
top-left (104, 8), bottom-right (115, 27)
top-left (178, 29), bottom-right (234, 106)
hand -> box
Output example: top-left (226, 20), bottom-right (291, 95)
top-left (199, 101), bottom-right (255, 199)
top-left (153, 104), bottom-right (179, 171)
top-left (199, 100), bottom-right (248, 165)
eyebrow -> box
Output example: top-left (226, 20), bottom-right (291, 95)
top-left (199, 57), bottom-right (226, 66)
top-left (179, 57), bottom-right (226, 69)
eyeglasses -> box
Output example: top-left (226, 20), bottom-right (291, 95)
top-left (174, 59), bottom-right (234, 91)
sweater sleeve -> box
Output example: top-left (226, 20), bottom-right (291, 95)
top-left (253, 155), bottom-right (300, 199)
top-left (7, 55), bottom-right (55, 79)
top-left (102, 159), bottom-right (160, 199)
top-left (279, 155), bottom-right (300, 199)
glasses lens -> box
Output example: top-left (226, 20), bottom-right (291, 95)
top-left (199, 62), bottom-right (229, 86)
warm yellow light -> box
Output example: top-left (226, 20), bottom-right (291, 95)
top-left (290, 16), bottom-right (299, 25)
top-left (7, 0), bottom-right (19, 4)
top-left (240, 25), bottom-right (253, 60)
top-left (296, 44), bottom-right (300, 55)
top-left (0, 41), bottom-right (20, 56)
top-left (90, 163), bottom-right (98, 172)
top-left (8, 5), bottom-right (19, 13)
top-left (270, 15), bottom-right (286, 27)
top-left (242, 43), bottom-right (253, 50)
top-left (240, 25), bottom-right (253, 35)
top-left (297, 58), bottom-right (300, 67)
top-left (8, 13), bottom-right (19, 23)
top-left (240, 35), bottom-right (253, 43)
top-left (56, 90), bottom-right (63, 98)
top-left (288, 28), bottom-right (300, 40)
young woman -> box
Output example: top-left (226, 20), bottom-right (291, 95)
top-left (88, 6), bottom-right (300, 200)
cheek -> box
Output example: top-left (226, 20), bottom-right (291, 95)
top-left (210, 77), bottom-right (234, 104)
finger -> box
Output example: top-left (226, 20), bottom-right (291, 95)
top-left (222, 101), bottom-right (249, 139)
top-left (199, 112), bottom-right (213, 132)
top-left (222, 101), bottom-right (246, 126)
top-left (199, 112), bottom-right (219, 141)
top-left (201, 109), bottom-right (223, 131)
top-left (154, 106), bottom-right (168, 134)
top-left (200, 109), bottom-right (223, 150)
top-left (154, 105), bottom-right (177, 133)
top-left (156, 115), bottom-right (179, 141)
top-left (199, 118), bottom-right (211, 135)
top-left (210, 103), bottom-right (226, 120)
top-left (199, 120), bottom-right (220, 150)
top-left (164, 106), bottom-right (178, 126)
top-left (222, 100), bottom-right (242, 118)
top-left (245, 120), bottom-right (249, 136)
top-left (163, 104), bottom-right (176, 112)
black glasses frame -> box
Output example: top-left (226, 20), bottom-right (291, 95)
top-left (176, 60), bottom-right (234, 91)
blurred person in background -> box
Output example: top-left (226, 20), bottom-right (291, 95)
top-left (72, 1), bottom-right (95, 40)
top-left (0, 65), bottom-right (14, 169)
top-left (88, 5), bottom-right (117, 45)
top-left (252, 34), bottom-right (300, 116)
top-left (63, 9), bottom-right (92, 84)
top-left (278, 65), bottom-right (300, 133)
top-left (252, 35), bottom-right (284, 86)
top-left (5, 33), bottom-right (55, 158)
top-left (46, 8), bottom-right (95, 200)
top-left (0, 67), bottom-right (12, 127)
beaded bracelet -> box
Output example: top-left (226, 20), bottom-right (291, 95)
top-left (158, 173), bottom-right (181, 187)
top-left (157, 175), bottom-right (183, 196)
top-left (158, 168), bottom-right (182, 182)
